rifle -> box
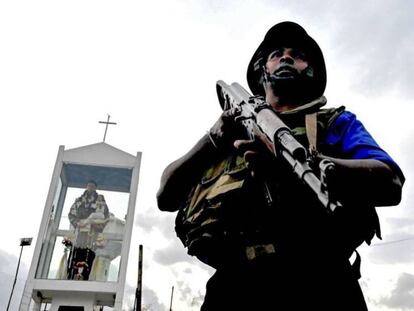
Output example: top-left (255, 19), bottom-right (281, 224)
top-left (216, 80), bottom-right (342, 212)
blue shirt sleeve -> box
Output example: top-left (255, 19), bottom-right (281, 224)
top-left (325, 111), bottom-right (404, 180)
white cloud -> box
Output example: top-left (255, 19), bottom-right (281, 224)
top-left (0, 1), bottom-right (412, 310)
top-left (0, 250), bottom-right (29, 311)
top-left (378, 273), bottom-right (414, 310)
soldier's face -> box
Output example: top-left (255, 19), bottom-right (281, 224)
top-left (265, 47), bottom-right (309, 78)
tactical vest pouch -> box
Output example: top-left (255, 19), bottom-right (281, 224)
top-left (175, 156), bottom-right (249, 267)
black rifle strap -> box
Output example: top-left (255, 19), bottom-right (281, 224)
top-left (306, 111), bottom-right (365, 280)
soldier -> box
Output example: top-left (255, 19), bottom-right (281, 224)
top-left (157, 21), bottom-right (404, 310)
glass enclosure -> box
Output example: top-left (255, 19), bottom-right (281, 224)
top-left (35, 163), bottom-right (132, 283)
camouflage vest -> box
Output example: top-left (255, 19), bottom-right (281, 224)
top-left (175, 97), bottom-right (380, 269)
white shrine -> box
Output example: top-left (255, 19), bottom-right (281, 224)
top-left (19, 142), bottom-right (142, 311)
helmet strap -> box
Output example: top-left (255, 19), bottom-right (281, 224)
top-left (262, 65), bottom-right (271, 84)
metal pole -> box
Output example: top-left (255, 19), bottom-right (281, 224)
top-left (169, 286), bottom-right (174, 311)
top-left (6, 245), bottom-right (24, 311)
top-left (134, 245), bottom-right (143, 311)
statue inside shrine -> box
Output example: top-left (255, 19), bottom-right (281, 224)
top-left (66, 180), bottom-right (110, 280)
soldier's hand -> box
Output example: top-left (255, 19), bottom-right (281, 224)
top-left (234, 138), bottom-right (279, 179)
top-left (208, 108), bottom-right (244, 151)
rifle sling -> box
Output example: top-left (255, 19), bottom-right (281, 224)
top-left (305, 112), bottom-right (318, 155)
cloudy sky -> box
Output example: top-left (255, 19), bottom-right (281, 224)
top-left (1, 0), bottom-right (413, 310)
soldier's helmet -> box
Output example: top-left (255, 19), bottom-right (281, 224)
top-left (247, 21), bottom-right (326, 101)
